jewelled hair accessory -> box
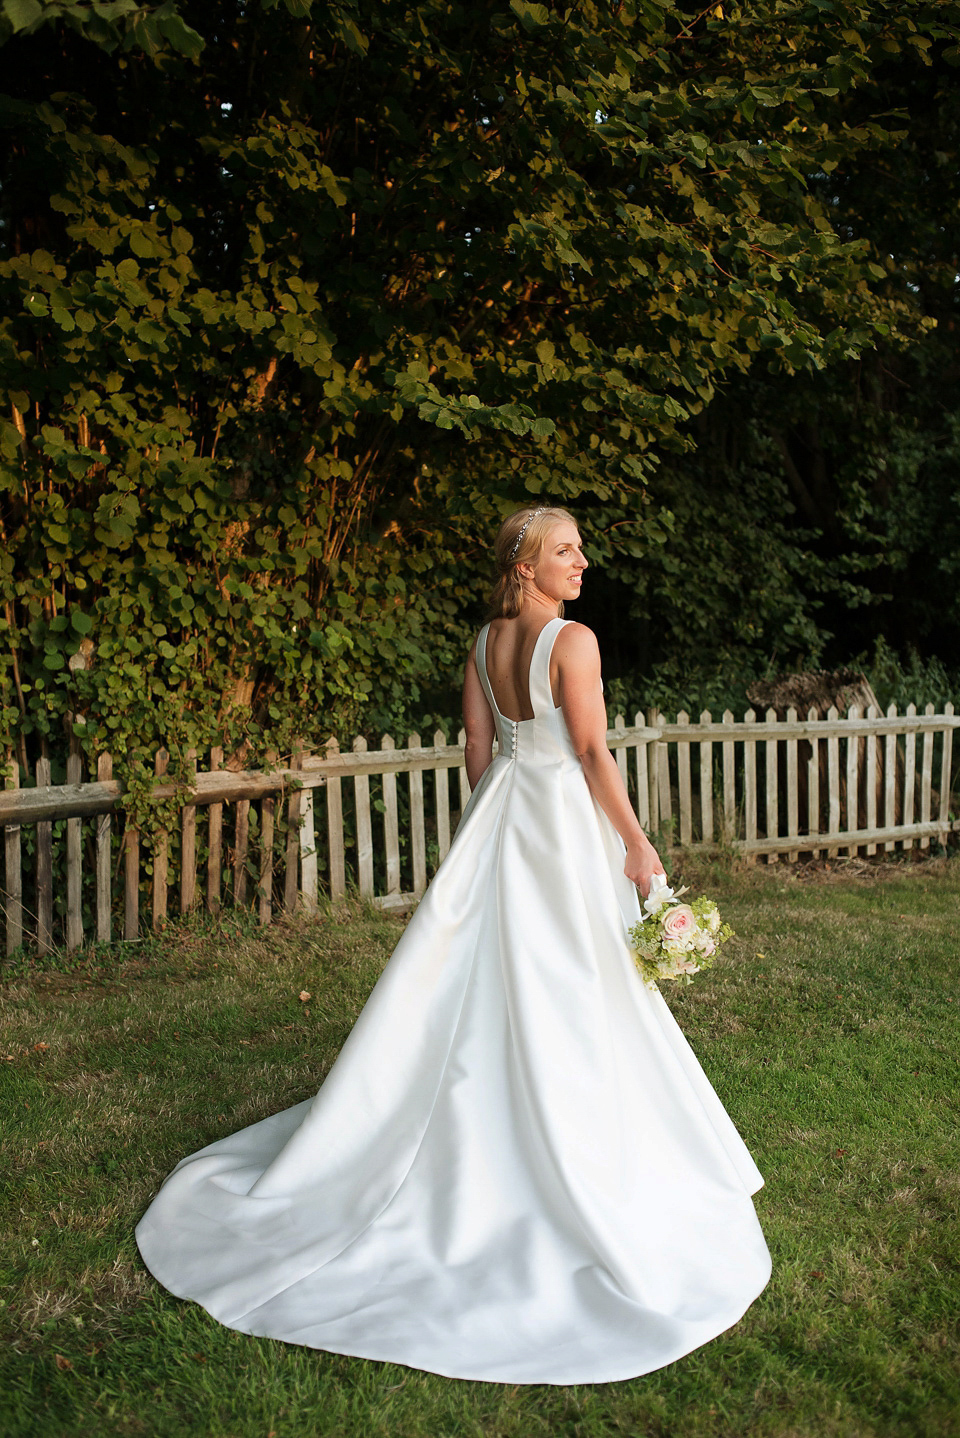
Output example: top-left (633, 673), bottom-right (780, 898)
top-left (509, 508), bottom-right (546, 561)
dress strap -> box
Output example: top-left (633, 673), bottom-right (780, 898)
top-left (528, 617), bottom-right (570, 716)
top-left (474, 623), bottom-right (501, 719)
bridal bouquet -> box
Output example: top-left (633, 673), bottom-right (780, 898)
top-left (628, 874), bottom-right (734, 989)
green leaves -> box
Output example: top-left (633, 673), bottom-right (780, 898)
top-left (1, 0), bottom-right (955, 776)
top-left (1, 0), bottom-right (204, 57)
top-left (2, 0), bottom-right (43, 29)
top-left (510, 0), bottom-right (550, 30)
top-left (155, 5), bottom-right (203, 58)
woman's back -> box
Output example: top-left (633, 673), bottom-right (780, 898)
top-left (483, 615), bottom-right (562, 720)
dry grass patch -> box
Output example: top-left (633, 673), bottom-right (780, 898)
top-left (16, 1259), bottom-right (151, 1335)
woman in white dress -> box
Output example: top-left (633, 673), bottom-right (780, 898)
top-left (136, 505), bottom-right (771, 1385)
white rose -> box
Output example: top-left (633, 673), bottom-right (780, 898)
top-left (643, 873), bottom-right (674, 916)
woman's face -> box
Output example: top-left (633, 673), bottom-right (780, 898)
top-left (523, 520), bottom-right (588, 603)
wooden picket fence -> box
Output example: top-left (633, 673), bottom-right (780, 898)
top-left (1, 702), bottom-right (957, 957)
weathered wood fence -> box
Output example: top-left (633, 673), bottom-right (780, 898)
top-left (1, 703), bottom-right (957, 957)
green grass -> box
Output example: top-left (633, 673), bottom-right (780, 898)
top-left (2, 856), bottom-right (959, 1438)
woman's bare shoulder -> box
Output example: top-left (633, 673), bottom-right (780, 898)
top-left (555, 621), bottom-right (600, 662)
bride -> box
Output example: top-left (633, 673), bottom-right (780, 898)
top-left (137, 505), bottom-right (771, 1385)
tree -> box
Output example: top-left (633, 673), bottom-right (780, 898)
top-left (1, 0), bottom-right (952, 778)
top-left (585, 13), bottom-right (960, 707)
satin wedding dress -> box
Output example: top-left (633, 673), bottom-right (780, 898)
top-left (137, 618), bottom-right (771, 1384)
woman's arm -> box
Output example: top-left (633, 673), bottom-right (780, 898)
top-left (462, 640), bottom-right (496, 790)
top-left (556, 624), bottom-right (664, 896)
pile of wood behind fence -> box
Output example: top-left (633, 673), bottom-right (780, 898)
top-left (1, 703), bottom-right (957, 957)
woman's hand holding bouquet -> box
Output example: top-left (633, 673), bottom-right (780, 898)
top-left (628, 873), bottom-right (734, 989)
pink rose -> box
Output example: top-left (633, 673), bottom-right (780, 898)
top-left (661, 904), bottom-right (695, 940)
top-left (698, 938), bottom-right (716, 958)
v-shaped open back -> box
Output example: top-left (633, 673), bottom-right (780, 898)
top-left (475, 619), bottom-right (571, 764)
top-left (476, 618), bottom-right (567, 725)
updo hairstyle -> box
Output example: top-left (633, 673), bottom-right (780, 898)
top-left (486, 505), bottom-right (579, 620)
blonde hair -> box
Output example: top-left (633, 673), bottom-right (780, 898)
top-left (486, 506), bottom-right (579, 620)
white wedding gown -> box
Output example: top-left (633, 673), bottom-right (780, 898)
top-left (136, 618), bottom-right (771, 1384)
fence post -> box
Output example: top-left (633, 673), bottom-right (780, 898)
top-left (381, 735), bottom-right (400, 896)
top-left (180, 749), bottom-right (197, 915)
top-left (722, 710), bottom-right (735, 844)
top-left (939, 702), bottom-right (955, 847)
top-left (902, 703), bottom-right (917, 851)
top-left (826, 708), bottom-right (840, 858)
top-left (806, 708), bottom-right (819, 856)
top-left (64, 749), bottom-right (83, 950)
top-left (846, 704), bottom-right (861, 858)
top-left (764, 708), bottom-right (778, 864)
top-left (647, 708), bottom-right (661, 834)
top-left (658, 715), bottom-right (673, 833)
top-left (866, 706), bottom-right (879, 855)
top-left (434, 730), bottom-right (451, 864)
top-left (207, 746), bottom-right (223, 913)
top-left (676, 711), bottom-right (693, 846)
top-left (151, 748), bottom-right (169, 931)
top-left (124, 817), bottom-right (139, 941)
top-left (408, 732), bottom-right (427, 898)
top-left (299, 748), bottom-right (318, 915)
top-left (635, 711), bottom-right (651, 832)
top-left (786, 707), bottom-right (799, 862)
top-left (66, 748), bottom-right (83, 952)
top-left (743, 710), bottom-right (756, 860)
top-left (96, 752), bottom-right (113, 942)
top-left (35, 755), bottom-right (53, 953)
top-left (259, 749), bottom-right (276, 924)
top-left (283, 743), bottom-right (302, 913)
top-left (699, 710), bottom-right (713, 846)
top-left (234, 797), bottom-right (250, 907)
top-left (353, 736), bottom-right (374, 899)
top-left (614, 714), bottom-right (628, 787)
top-left (3, 756), bottom-right (22, 956)
top-left (326, 737), bottom-right (345, 900)
top-left (884, 705), bottom-right (898, 853)
top-left (919, 704), bottom-right (934, 850)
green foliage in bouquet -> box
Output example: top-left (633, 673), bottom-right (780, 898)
top-left (629, 892), bottom-right (734, 989)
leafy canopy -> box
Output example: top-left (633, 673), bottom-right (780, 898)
top-left (0, 0), bottom-right (952, 788)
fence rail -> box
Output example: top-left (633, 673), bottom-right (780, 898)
top-left (2, 703), bottom-right (957, 957)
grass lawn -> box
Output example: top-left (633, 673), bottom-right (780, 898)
top-left (2, 855), bottom-right (959, 1438)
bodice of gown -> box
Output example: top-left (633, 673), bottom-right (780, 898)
top-left (475, 617), bottom-right (578, 767)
